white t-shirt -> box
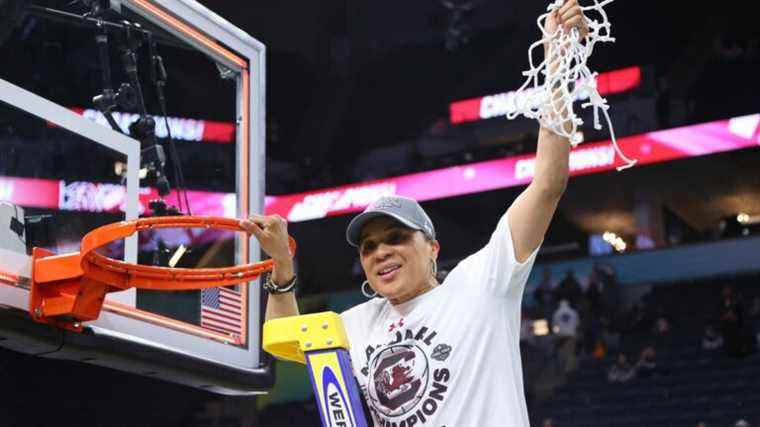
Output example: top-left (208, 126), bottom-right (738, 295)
top-left (341, 212), bottom-right (538, 427)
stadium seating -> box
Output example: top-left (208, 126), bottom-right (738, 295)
top-left (533, 275), bottom-right (760, 427)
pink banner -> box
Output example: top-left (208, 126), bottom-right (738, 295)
top-left (56, 182), bottom-right (237, 217)
top-left (0, 177), bottom-right (236, 218)
top-left (0, 177), bottom-right (60, 209)
top-left (52, 108), bottom-right (236, 143)
top-left (265, 114), bottom-right (760, 221)
top-left (2, 114), bottom-right (759, 224)
top-left (0, 178), bottom-right (237, 251)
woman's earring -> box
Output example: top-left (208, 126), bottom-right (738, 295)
top-left (430, 259), bottom-right (438, 278)
top-left (362, 280), bottom-right (377, 298)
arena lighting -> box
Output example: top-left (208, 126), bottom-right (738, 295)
top-left (737, 213), bottom-right (760, 225)
top-left (533, 319), bottom-right (550, 336)
top-left (114, 161), bottom-right (147, 179)
top-left (603, 231), bottom-right (627, 252)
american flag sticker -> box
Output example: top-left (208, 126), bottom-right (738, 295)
top-left (201, 286), bottom-right (244, 338)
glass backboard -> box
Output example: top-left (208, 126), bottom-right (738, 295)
top-left (0, 0), bottom-right (269, 394)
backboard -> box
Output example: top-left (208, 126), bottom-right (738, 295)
top-left (0, 0), bottom-right (269, 394)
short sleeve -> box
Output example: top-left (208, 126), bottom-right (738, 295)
top-left (445, 212), bottom-right (539, 298)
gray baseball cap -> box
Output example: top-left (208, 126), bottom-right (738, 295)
top-left (346, 196), bottom-right (436, 247)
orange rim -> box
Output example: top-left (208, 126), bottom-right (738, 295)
top-left (80, 216), bottom-right (294, 291)
top-left (85, 216), bottom-right (294, 345)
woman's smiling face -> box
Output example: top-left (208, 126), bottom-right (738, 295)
top-left (358, 217), bottom-right (439, 305)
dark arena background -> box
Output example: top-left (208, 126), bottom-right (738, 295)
top-left (1, 0), bottom-right (760, 426)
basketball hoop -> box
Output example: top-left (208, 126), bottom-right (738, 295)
top-left (29, 216), bottom-right (296, 332)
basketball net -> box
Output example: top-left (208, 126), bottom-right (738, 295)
top-left (507, 0), bottom-right (637, 171)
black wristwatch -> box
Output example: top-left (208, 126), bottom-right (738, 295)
top-left (263, 273), bottom-right (297, 294)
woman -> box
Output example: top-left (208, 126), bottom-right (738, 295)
top-left (241, 2), bottom-right (586, 424)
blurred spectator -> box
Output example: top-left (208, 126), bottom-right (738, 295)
top-left (583, 314), bottom-right (605, 355)
top-left (635, 345), bottom-right (667, 378)
top-left (701, 324), bottom-right (724, 351)
top-left (582, 274), bottom-right (605, 355)
top-left (542, 418), bottom-right (555, 427)
top-left (734, 420), bottom-right (751, 427)
top-left (553, 300), bottom-right (580, 337)
top-left (607, 353), bottom-right (636, 384)
top-left (586, 270), bottom-right (604, 313)
top-left (651, 308), bottom-right (675, 354)
top-left (718, 285), bottom-right (751, 357)
top-left (553, 300), bottom-right (580, 374)
top-left (593, 262), bottom-right (619, 314)
top-left (554, 270), bottom-right (582, 309)
top-left (696, 422), bottom-right (707, 427)
top-left (654, 316), bottom-right (671, 335)
top-left (621, 302), bottom-right (648, 335)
